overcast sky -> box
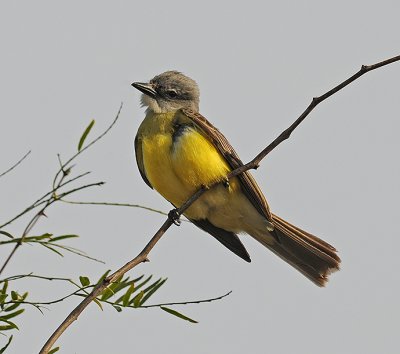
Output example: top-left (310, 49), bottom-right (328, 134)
top-left (1, 1), bottom-right (399, 353)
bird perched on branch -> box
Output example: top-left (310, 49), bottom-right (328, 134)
top-left (132, 71), bottom-right (340, 286)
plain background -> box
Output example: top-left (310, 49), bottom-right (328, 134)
top-left (1, 1), bottom-right (399, 353)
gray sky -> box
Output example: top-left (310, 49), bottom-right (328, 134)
top-left (1, 1), bottom-right (399, 353)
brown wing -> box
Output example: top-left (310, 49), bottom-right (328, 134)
top-left (134, 134), bottom-right (153, 189)
top-left (180, 108), bottom-right (272, 222)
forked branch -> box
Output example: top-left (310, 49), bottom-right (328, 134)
top-left (39, 54), bottom-right (400, 354)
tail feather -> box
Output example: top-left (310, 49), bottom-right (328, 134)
top-left (254, 214), bottom-right (340, 286)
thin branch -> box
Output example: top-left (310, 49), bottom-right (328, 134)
top-left (0, 181), bottom-right (104, 275)
top-left (0, 172), bottom-right (92, 230)
top-left (52, 103), bottom-right (123, 191)
top-left (139, 291), bottom-right (232, 308)
top-left (0, 104), bottom-right (122, 273)
top-left (61, 200), bottom-right (167, 216)
top-left (0, 150), bottom-right (31, 178)
top-left (3, 286), bottom-right (94, 308)
top-left (230, 54), bottom-right (400, 177)
top-left (60, 199), bottom-right (190, 222)
top-left (39, 54), bottom-right (400, 354)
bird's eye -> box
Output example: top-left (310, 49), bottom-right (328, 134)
top-left (166, 89), bottom-right (178, 98)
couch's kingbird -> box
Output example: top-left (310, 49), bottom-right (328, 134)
top-left (132, 71), bottom-right (340, 286)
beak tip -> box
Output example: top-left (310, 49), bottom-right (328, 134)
top-left (131, 82), bottom-right (156, 98)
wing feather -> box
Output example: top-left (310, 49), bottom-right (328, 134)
top-left (181, 108), bottom-right (272, 221)
top-left (134, 134), bottom-right (153, 189)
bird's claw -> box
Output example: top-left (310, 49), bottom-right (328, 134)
top-left (168, 209), bottom-right (181, 226)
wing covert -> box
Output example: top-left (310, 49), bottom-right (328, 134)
top-left (180, 108), bottom-right (272, 221)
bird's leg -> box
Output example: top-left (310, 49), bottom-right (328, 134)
top-left (168, 208), bottom-right (181, 226)
top-left (222, 178), bottom-right (230, 188)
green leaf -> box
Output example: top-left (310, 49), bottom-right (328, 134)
top-left (49, 234), bottom-right (79, 242)
top-left (41, 243), bottom-right (64, 257)
top-left (3, 301), bottom-right (21, 312)
top-left (93, 298), bottom-right (103, 311)
top-left (0, 230), bottom-right (13, 239)
top-left (10, 291), bottom-right (18, 301)
top-left (100, 288), bottom-right (114, 302)
top-left (1, 309), bottom-right (24, 320)
top-left (1, 280), bottom-right (8, 295)
top-left (78, 119), bottom-right (95, 151)
top-left (160, 307), bottom-right (198, 324)
top-left (96, 270), bottom-right (111, 285)
top-left (0, 318), bottom-right (19, 330)
top-left (131, 275), bottom-right (152, 293)
top-left (132, 291), bottom-right (144, 308)
top-left (0, 335), bottom-right (13, 353)
top-left (24, 233), bottom-right (53, 241)
top-left (109, 278), bottom-right (132, 295)
top-left (0, 293), bottom-right (8, 303)
top-left (113, 305), bottom-right (122, 312)
top-left (140, 278), bottom-right (167, 306)
top-left (79, 276), bottom-right (90, 287)
top-left (48, 347), bottom-right (60, 354)
top-left (100, 282), bottom-right (119, 301)
top-left (122, 284), bottom-right (135, 307)
top-left (142, 278), bottom-right (162, 293)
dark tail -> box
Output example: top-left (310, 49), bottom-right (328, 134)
top-left (255, 214), bottom-right (340, 286)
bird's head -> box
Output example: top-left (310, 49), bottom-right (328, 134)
top-left (132, 71), bottom-right (200, 113)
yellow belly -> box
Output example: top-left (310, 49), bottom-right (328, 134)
top-left (138, 111), bottom-right (267, 234)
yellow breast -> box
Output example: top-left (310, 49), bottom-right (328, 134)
top-left (137, 111), bottom-right (239, 215)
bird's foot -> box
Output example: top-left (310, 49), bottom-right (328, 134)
top-left (222, 178), bottom-right (230, 188)
top-left (168, 208), bottom-right (181, 226)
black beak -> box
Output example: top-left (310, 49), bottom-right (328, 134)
top-left (131, 82), bottom-right (157, 98)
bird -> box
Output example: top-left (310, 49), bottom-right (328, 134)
top-left (132, 71), bottom-right (340, 286)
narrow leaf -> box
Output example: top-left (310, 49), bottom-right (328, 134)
top-left (133, 291), bottom-right (144, 308)
top-left (3, 302), bottom-right (21, 312)
top-left (78, 119), bottom-right (95, 151)
top-left (1, 309), bottom-right (24, 320)
top-left (96, 269), bottom-right (111, 285)
top-left (1, 280), bottom-right (8, 294)
top-left (113, 305), bottom-right (122, 312)
top-left (0, 294), bottom-right (8, 303)
top-left (161, 307), bottom-right (198, 324)
top-left (142, 278), bottom-right (162, 294)
top-left (79, 276), bottom-right (90, 287)
top-left (93, 298), bottom-right (103, 311)
top-left (131, 275), bottom-right (152, 293)
top-left (140, 278), bottom-right (167, 306)
top-left (41, 243), bottom-right (64, 257)
top-left (49, 234), bottom-right (79, 242)
top-left (24, 233), bottom-right (53, 241)
top-left (48, 347), bottom-right (60, 354)
top-left (122, 284), bottom-right (135, 307)
top-left (10, 291), bottom-right (18, 301)
top-left (0, 231), bottom-right (13, 239)
top-left (100, 280), bottom-right (122, 301)
top-left (0, 318), bottom-right (19, 330)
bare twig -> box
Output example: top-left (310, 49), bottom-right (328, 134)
top-left (0, 103), bottom-right (123, 275)
top-left (0, 182), bottom-right (104, 275)
top-left (0, 172), bottom-right (92, 230)
top-left (60, 199), bottom-right (190, 223)
top-left (39, 54), bottom-right (400, 353)
top-left (0, 150), bottom-right (31, 178)
top-left (139, 291), bottom-right (232, 308)
top-left (61, 200), bottom-right (170, 217)
top-left (2, 273), bottom-right (231, 312)
top-left (52, 103), bottom-right (123, 191)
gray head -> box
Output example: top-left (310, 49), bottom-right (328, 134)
top-left (132, 71), bottom-right (200, 113)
